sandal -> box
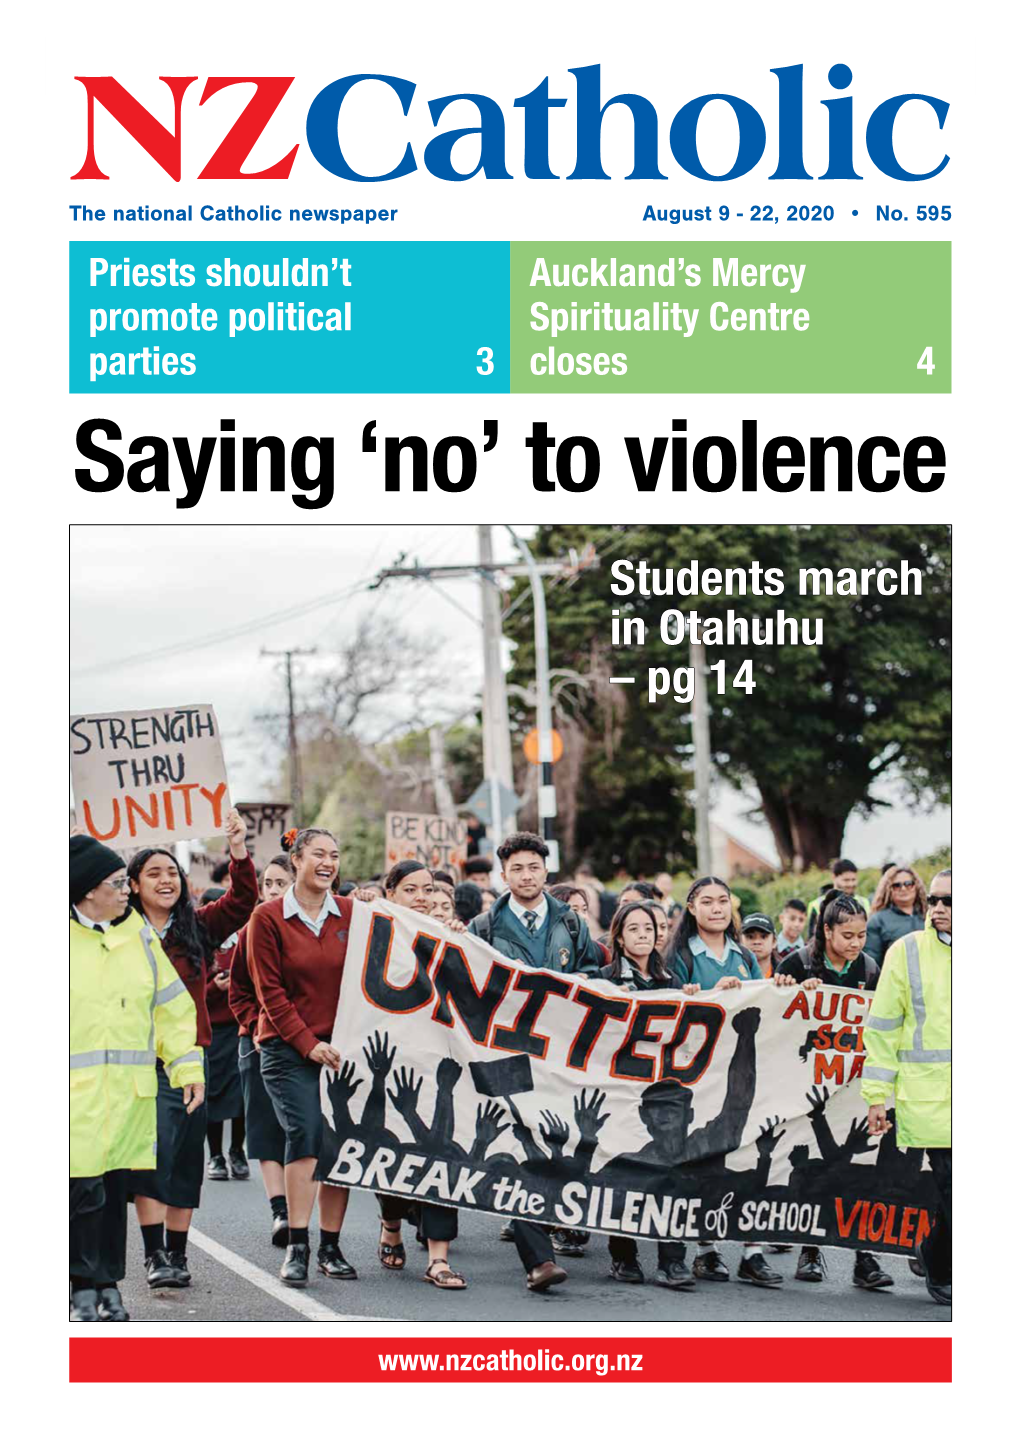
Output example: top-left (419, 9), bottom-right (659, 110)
top-left (424, 1260), bottom-right (467, 1290)
top-left (379, 1224), bottom-right (406, 1271)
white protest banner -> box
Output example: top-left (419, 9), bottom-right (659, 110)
top-left (320, 900), bottom-right (939, 1254)
top-left (70, 704), bottom-right (230, 847)
top-left (385, 811), bottom-right (468, 873)
top-left (236, 801), bottom-right (294, 871)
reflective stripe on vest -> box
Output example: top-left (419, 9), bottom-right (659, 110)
top-left (904, 934), bottom-right (927, 1054)
top-left (154, 977), bottom-right (187, 1006)
top-left (897, 1048), bottom-right (952, 1063)
top-left (139, 923), bottom-right (160, 1057)
top-left (866, 1013), bottom-right (904, 1032)
top-left (167, 1049), bottom-right (202, 1071)
top-left (70, 1049), bottom-right (156, 1069)
top-left (861, 1064), bottom-right (897, 1084)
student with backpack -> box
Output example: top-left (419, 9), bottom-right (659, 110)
top-left (776, 888), bottom-right (894, 1293)
top-left (467, 832), bottom-right (601, 1292)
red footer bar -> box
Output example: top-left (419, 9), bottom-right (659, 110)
top-left (71, 1337), bottom-right (950, 1384)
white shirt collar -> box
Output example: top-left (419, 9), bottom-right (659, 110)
top-left (73, 905), bottom-right (110, 932)
top-left (508, 892), bottom-right (549, 926)
top-left (283, 884), bottom-right (341, 929)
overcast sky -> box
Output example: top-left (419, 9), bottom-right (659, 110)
top-left (70, 525), bottom-right (949, 868)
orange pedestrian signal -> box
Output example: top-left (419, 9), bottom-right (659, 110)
top-left (523, 728), bottom-right (563, 765)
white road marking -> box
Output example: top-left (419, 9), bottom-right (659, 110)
top-left (189, 1227), bottom-right (388, 1322)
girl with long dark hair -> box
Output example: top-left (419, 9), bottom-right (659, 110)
top-left (776, 888), bottom-right (893, 1292)
top-left (665, 877), bottom-right (784, 1289)
top-left (128, 807), bottom-right (258, 1290)
top-left (600, 901), bottom-right (696, 1291)
top-left (374, 860), bottom-right (467, 1291)
top-left (228, 854), bottom-right (293, 1248)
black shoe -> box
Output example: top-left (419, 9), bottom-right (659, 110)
top-left (207, 1153), bottom-right (229, 1180)
top-left (271, 1214), bottom-right (290, 1248)
top-left (551, 1228), bottom-right (588, 1258)
top-left (654, 1259), bottom-right (696, 1291)
top-left (96, 1285), bottom-right (130, 1320)
top-left (70, 1288), bottom-right (100, 1321)
top-left (908, 1255), bottom-right (926, 1278)
top-left (280, 1242), bottom-right (310, 1287)
top-left (795, 1246), bottom-right (826, 1282)
top-left (737, 1252), bottom-right (783, 1288)
top-left (165, 1250), bottom-right (191, 1287)
top-left (693, 1250), bottom-right (730, 1282)
top-left (145, 1248), bottom-right (181, 1288)
top-left (228, 1148), bottom-right (250, 1180)
top-left (499, 1221), bottom-right (516, 1242)
top-left (609, 1258), bottom-right (645, 1284)
top-left (914, 1238), bottom-right (951, 1305)
top-left (318, 1243), bottom-right (357, 1279)
top-left (766, 1244), bottom-right (793, 1254)
top-left (853, 1252), bottom-right (894, 1290)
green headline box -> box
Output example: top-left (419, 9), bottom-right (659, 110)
top-left (508, 241), bottom-right (950, 393)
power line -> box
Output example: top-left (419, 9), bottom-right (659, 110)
top-left (71, 579), bottom-right (371, 679)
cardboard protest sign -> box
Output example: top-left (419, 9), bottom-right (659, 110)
top-left (236, 801), bottom-right (293, 870)
top-left (70, 704), bottom-right (230, 847)
top-left (320, 901), bottom-right (939, 1254)
top-left (384, 811), bottom-right (468, 872)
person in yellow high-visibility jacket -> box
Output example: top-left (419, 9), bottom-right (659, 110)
top-left (861, 868), bottom-right (951, 1306)
top-left (70, 835), bottom-right (205, 1322)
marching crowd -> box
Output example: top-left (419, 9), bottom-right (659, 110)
top-left (69, 821), bottom-right (951, 1320)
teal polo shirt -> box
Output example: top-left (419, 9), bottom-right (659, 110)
top-left (686, 933), bottom-right (763, 989)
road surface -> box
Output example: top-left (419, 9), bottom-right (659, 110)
top-left (113, 1161), bottom-right (949, 1323)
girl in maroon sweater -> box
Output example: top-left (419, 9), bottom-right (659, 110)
top-left (229, 855), bottom-right (292, 1247)
top-left (127, 807), bottom-right (258, 1290)
top-left (248, 828), bottom-right (357, 1288)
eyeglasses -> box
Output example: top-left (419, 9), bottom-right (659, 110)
top-left (927, 894), bottom-right (951, 908)
top-left (890, 880), bottom-right (917, 890)
top-left (105, 877), bottom-right (131, 891)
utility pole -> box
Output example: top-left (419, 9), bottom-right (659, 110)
top-left (260, 646), bottom-right (316, 821)
top-left (371, 543), bottom-right (594, 869)
top-left (690, 640), bottom-right (713, 875)
top-left (507, 528), bottom-right (559, 875)
top-left (477, 526), bottom-right (516, 844)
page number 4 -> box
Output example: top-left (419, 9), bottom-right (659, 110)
top-left (916, 346), bottom-right (934, 375)
top-left (476, 347), bottom-right (494, 375)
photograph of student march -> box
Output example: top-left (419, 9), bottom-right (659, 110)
top-left (69, 523), bottom-right (950, 1324)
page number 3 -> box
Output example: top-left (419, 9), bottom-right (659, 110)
top-left (916, 346), bottom-right (934, 375)
top-left (476, 347), bottom-right (494, 376)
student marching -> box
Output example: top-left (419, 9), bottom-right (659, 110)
top-left (69, 819), bottom-right (952, 1319)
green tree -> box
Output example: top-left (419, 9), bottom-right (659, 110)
top-left (505, 524), bottom-right (950, 871)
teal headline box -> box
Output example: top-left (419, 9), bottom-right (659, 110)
top-left (70, 241), bottom-right (511, 393)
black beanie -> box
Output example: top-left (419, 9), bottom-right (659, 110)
top-left (70, 834), bottom-right (126, 904)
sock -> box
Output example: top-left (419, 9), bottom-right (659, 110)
top-left (140, 1222), bottom-right (164, 1258)
top-left (230, 1115), bottom-right (246, 1152)
top-left (289, 1225), bottom-right (310, 1246)
top-left (166, 1228), bottom-right (189, 1256)
top-left (270, 1194), bottom-right (288, 1219)
top-left (743, 1244), bottom-right (763, 1257)
top-left (319, 1229), bottom-right (339, 1251)
top-left (94, 1279), bottom-right (115, 1291)
top-left (207, 1120), bottom-right (224, 1155)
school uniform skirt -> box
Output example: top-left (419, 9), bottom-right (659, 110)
top-left (129, 1054), bottom-right (208, 1209)
top-left (259, 1036), bottom-right (325, 1168)
top-left (206, 1020), bottom-right (244, 1122)
top-left (238, 1035), bottom-right (286, 1165)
